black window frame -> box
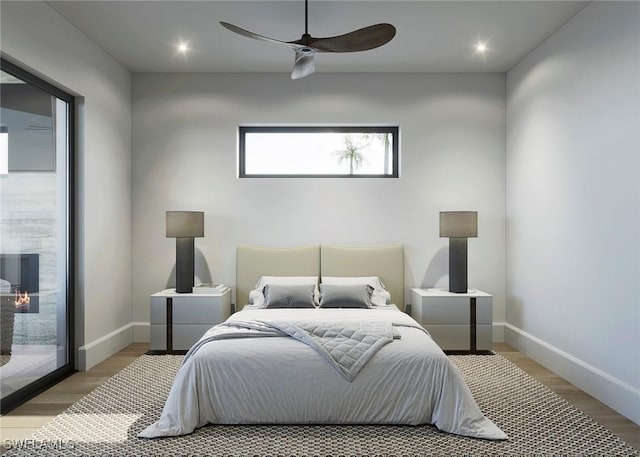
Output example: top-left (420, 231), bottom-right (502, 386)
top-left (239, 126), bottom-right (400, 178)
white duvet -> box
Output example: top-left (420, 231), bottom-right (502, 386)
top-left (139, 306), bottom-right (507, 440)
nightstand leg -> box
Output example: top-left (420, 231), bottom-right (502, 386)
top-left (166, 297), bottom-right (173, 352)
top-left (470, 297), bottom-right (477, 352)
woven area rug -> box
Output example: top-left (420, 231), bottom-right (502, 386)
top-left (5, 353), bottom-right (638, 456)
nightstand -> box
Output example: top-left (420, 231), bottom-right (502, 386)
top-left (411, 288), bottom-right (492, 354)
top-left (149, 288), bottom-right (231, 354)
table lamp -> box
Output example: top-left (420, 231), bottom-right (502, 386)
top-left (440, 211), bottom-right (477, 293)
top-left (166, 211), bottom-right (204, 293)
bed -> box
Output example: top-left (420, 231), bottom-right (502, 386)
top-left (139, 244), bottom-right (506, 440)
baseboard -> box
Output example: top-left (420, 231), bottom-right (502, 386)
top-left (492, 322), bottom-right (505, 343)
top-left (505, 323), bottom-right (640, 425)
top-left (77, 323), bottom-right (133, 371)
top-left (133, 322), bottom-right (150, 343)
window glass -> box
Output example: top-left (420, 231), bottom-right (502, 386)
top-left (239, 126), bottom-right (399, 177)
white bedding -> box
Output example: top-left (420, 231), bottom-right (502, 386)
top-left (139, 306), bottom-right (507, 440)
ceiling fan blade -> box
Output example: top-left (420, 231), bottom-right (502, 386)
top-left (291, 50), bottom-right (316, 80)
top-left (302, 23), bottom-right (396, 53)
top-left (220, 21), bottom-right (296, 48)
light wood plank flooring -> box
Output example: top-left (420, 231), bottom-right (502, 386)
top-left (497, 343), bottom-right (639, 450)
top-left (0, 343), bottom-right (148, 453)
top-left (1, 343), bottom-right (638, 453)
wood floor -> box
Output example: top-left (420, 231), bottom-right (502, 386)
top-left (1, 343), bottom-right (638, 453)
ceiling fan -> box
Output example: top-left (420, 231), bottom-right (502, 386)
top-left (220, 0), bottom-right (396, 80)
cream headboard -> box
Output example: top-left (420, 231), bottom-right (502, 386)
top-left (236, 245), bottom-right (320, 308)
top-left (236, 244), bottom-right (405, 309)
top-left (320, 244), bottom-right (404, 307)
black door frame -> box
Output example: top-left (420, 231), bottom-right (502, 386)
top-left (0, 57), bottom-right (76, 414)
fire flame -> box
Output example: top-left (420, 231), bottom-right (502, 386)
top-left (14, 289), bottom-right (30, 307)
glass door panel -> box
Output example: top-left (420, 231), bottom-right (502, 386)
top-left (0, 61), bottom-right (73, 410)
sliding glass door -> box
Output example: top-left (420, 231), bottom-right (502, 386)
top-left (0, 58), bottom-right (74, 412)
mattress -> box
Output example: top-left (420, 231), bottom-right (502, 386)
top-left (139, 306), bottom-right (506, 440)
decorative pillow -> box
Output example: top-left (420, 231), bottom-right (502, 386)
top-left (321, 276), bottom-right (391, 307)
top-left (319, 284), bottom-right (373, 309)
top-left (263, 284), bottom-right (316, 309)
top-left (248, 276), bottom-right (320, 307)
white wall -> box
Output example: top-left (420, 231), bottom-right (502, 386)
top-left (1, 1), bottom-right (133, 369)
top-left (132, 73), bottom-right (506, 336)
top-left (506, 2), bottom-right (640, 423)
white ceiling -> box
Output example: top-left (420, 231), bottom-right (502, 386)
top-left (47, 1), bottom-right (588, 74)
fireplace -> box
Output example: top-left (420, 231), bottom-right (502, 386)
top-left (0, 254), bottom-right (39, 313)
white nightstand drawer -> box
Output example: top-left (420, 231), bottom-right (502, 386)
top-left (151, 295), bottom-right (231, 324)
top-left (150, 324), bottom-right (166, 350)
top-left (173, 324), bottom-right (213, 350)
top-left (150, 297), bottom-right (167, 324)
top-left (412, 296), bottom-right (492, 324)
top-left (424, 324), bottom-right (492, 351)
top-left (173, 297), bottom-right (230, 324)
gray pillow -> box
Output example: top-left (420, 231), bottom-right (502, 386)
top-left (319, 284), bottom-right (373, 309)
top-left (263, 284), bottom-right (316, 309)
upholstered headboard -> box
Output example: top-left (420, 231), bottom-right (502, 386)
top-left (320, 244), bottom-right (404, 307)
top-left (236, 244), bottom-right (404, 308)
top-left (236, 245), bottom-right (320, 308)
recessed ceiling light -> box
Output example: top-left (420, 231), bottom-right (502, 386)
top-left (474, 40), bottom-right (489, 55)
top-left (177, 41), bottom-right (190, 54)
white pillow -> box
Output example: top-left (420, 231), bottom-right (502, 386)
top-left (248, 276), bottom-right (320, 307)
top-left (321, 276), bottom-right (391, 307)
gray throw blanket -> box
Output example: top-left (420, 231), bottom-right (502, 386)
top-left (185, 320), bottom-right (399, 381)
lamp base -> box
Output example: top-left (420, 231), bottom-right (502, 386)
top-left (449, 237), bottom-right (468, 293)
top-left (175, 237), bottom-right (195, 294)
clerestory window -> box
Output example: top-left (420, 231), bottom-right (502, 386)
top-left (239, 126), bottom-right (399, 178)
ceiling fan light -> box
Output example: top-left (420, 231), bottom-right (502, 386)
top-left (292, 50), bottom-right (315, 79)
